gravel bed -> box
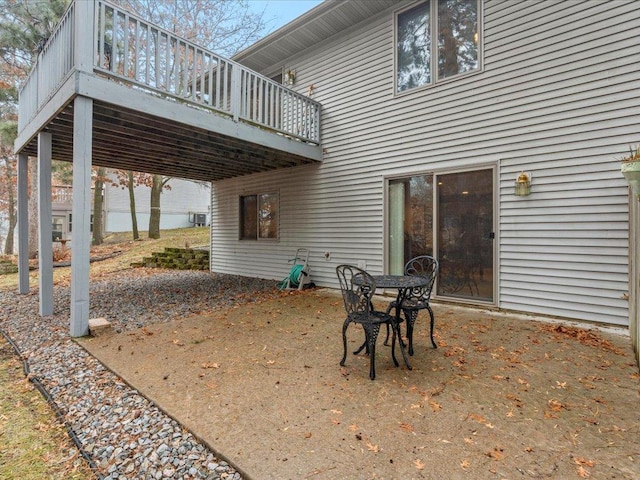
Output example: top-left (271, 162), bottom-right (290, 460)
top-left (0, 270), bottom-right (280, 479)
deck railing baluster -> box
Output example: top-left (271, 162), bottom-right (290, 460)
top-left (123, 13), bottom-right (130, 78)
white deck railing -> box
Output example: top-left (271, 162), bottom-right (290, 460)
top-left (18, 0), bottom-right (321, 145)
top-left (18, 2), bottom-right (76, 132)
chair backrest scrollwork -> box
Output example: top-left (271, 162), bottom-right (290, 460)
top-left (336, 265), bottom-right (376, 315)
top-left (404, 256), bottom-right (439, 301)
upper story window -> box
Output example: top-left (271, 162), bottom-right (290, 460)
top-left (396, 0), bottom-right (480, 93)
top-left (240, 192), bottom-right (278, 240)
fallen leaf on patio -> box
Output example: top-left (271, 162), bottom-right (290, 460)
top-left (542, 324), bottom-right (626, 355)
top-left (399, 423), bottom-right (414, 432)
top-left (469, 413), bottom-right (486, 424)
top-left (304, 432), bottom-right (312, 439)
top-left (486, 447), bottom-right (504, 460)
top-left (492, 375), bottom-right (505, 381)
top-left (366, 442), bottom-right (379, 453)
top-left (464, 437), bottom-right (474, 444)
top-left (468, 413), bottom-right (495, 429)
top-left (444, 346), bottom-right (465, 357)
top-left (460, 460), bottom-right (470, 469)
top-left (266, 360), bottom-right (275, 365)
top-left (524, 446), bottom-right (534, 452)
top-left (547, 399), bottom-right (564, 411)
top-left (429, 384), bottom-right (445, 396)
top-left (172, 339), bottom-right (184, 346)
top-left (577, 466), bottom-right (590, 478)
top-left (556, 381), bottom-right (567, 389)
top-left (573, 457), bottom-right (595, 467)
top-left (414, 459), bottom-right (425, 470)
top-left (331, 409), bottom-right (342, 414)
top-left (201, 362), bottom-right (220, 369)
top-left (429, 400), bottom-right (442, 412)
top-left (411, 403), bottom-right (421, 409)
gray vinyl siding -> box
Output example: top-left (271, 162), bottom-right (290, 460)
top-left (211, 0), bottom-right (638, 326)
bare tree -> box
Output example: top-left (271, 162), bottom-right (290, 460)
top-left (0, 125), bottom-right (16, 254)
top-left (92, 167), bottom-right (106, 245)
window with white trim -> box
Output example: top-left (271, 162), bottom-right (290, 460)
top-left (396, 0), bottom-right (480, 93)
top-left (240, 192), bottom-right (278, 240)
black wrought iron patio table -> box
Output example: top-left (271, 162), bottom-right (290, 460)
top-left (371, 274), bottom-right (430, 371)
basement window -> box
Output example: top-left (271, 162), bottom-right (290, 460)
top-left (240, 192), bottom-right (278, 240)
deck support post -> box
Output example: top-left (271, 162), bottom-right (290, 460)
top-left (17, 153), bottom-right (29, 294)
top-left (70, 96), bottom-right (93, 337)
top-left (37, 132), bottom-right (54, 316)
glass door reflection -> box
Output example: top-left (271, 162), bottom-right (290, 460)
top-left (436, 169), bottom-right (493, 301)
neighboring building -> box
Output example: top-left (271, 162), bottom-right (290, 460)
top-left (208, 0), bottom-right (638, 329)
top-left (52, 185), bottom-right (98, 242)
top-left (49, 175), bottom-right (209, 242)
top-left (103, 173), bottom-right (210, 233)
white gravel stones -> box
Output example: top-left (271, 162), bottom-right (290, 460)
top-left (0, 270), bottom-right (278, 479)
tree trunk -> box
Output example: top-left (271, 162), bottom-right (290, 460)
top-left (92, 167), bottom-right (105, 245)
top-left (3, 157), bottom-right (17, 255)
top-left (128, 170), bottom-right (139, 240)
top-left (148, 174), bottom-right (162, 239)
top-left (27, 158), bottom-right (38, 258)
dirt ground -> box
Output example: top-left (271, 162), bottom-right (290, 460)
top-left (79, 289), bottom-right (640, 480)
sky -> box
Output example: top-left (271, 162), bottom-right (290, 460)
top-left (248, 0), bottom-right (324, 34)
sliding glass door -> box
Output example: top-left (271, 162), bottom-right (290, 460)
top-left (388, 168), bottom-right (494, 302)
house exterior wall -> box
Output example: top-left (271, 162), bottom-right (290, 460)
top-left (211, 0), bottom-right (639, 326)
top-left (104, 174), bottom-right (210, 232)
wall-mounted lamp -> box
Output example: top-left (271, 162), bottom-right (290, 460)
top-left (284, 69), bottom-right (296, 86)
top-left (514, 171), bottom-right (531, 196)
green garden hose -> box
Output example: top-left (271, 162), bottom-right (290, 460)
top-left (278, 264), bottom-right (305, 290)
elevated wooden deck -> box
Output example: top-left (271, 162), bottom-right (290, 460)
top-left (15, 0), bottom-right (322, 182)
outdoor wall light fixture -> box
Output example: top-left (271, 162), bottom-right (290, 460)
top-left (515, 171), bottom-right (531, 196)
top-left (284, 69), bottom-right (296, 86)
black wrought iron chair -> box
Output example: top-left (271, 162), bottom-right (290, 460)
top-left (336, 264), bottom-right (398, 380)
top-left (385, 255), bottom-right (439, 355)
